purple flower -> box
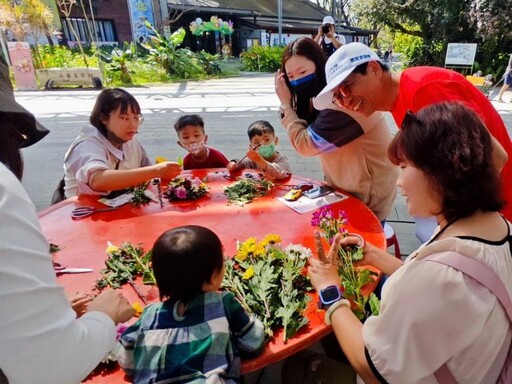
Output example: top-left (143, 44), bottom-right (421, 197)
top-left (176, 186), bottom-right (188, 199)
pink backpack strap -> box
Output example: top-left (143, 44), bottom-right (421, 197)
top-left (423, 252), bottom-right (512, 384)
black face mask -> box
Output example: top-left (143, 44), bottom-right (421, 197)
top-left (290, 73), bottom-right (317, 98)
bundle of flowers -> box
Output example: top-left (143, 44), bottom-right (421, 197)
top-left (164, 176), bottom-right (207, 201)
top-left (222, 234), bottom-right (312, 343)
top-left (95, 241), bottom-right (155, 290)
top-left (223, 178), bottom-right (274, 206)
top-left (311, 207), bottom-right (380, 319)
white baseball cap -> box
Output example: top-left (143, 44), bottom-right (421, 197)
top-left (313, 42), bottom-right (381, 111)
top-left (322, 16), bottom-right (335, 25)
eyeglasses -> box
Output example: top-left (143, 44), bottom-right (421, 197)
top-left (110, 114), bottom-right (144, 125)
top-left (331, 76), bottom-right (357, 107)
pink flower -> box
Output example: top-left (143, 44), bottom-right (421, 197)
top-left (176, 186), bottom-right (188, 199)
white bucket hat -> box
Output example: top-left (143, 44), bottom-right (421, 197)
top-left (313, 42), bottom-right (380, 111)
top-left (322, 16), bottom-right (335, 25)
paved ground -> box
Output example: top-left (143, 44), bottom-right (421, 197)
top-left (14, 73), bottom-right (512, 383)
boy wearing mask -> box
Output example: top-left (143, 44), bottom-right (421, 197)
top-left (175, 114), bottom-right (229, 170)
top-left (227, 120), bottom-right (291, 180)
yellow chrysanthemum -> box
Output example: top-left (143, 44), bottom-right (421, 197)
top-left (105, 241), bottom-right (119, 255)
top-left (155, 156), bottom-right (168, 163)
top-left (260, 234), bottom-right (281, 247)
top-left (253, 243), bottom-right (266, 257)
top-left (235, 237), bottom-right (257, 261)
top-left (242, 267), bottom-right (254, 280)
top-left (132, 302), bottom-right (144, 316)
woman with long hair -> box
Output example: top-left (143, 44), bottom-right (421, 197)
top-left (275, 37), bottom-right (397, 223)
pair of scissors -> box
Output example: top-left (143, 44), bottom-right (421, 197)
top-left (53, 262), bottom-right (93, 276)
top-left (71, 206), bottom-right (118, 219)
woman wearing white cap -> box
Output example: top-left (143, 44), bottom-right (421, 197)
top-left (314, 15), bottom-right (346, 58)
top-left (275, 37), bottom-right (398, 224)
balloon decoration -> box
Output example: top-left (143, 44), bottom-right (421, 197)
top-left (189, 15), bottom-right (234, 36)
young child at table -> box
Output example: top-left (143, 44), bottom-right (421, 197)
top-left (115, 225), bottom-right (265, 383)
top-left (227, 120), bottom-right (292, 180)
top-left (174, 114), bottom-right (229, 169)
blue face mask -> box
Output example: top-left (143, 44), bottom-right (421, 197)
top-left (258, 143), bottom-right (276, 158)
top-left (289, 73), bottom-right (317, 98)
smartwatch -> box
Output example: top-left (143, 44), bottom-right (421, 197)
top-left (318, 285), bottom-right (343, 309)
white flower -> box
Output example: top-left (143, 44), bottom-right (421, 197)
top-left (284, 244), bottom-right (312, 260)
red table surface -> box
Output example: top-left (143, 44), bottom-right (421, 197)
top-left (38, 169), bottom-right (385, 383)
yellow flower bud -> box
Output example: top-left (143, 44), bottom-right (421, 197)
top-left (105, 241), bottom-right (119, 255)
top-left (155, 156), bottom-right (168, 164)
top-left (242, 267), bottom-right (254, 280)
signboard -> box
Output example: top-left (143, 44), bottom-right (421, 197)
top-left (445, 43), bottom-right (477, 66)
top-left (128, 0), bottom-right (155, 44)
top-left (8, 42), bottom-right (37, 90)
top-left (260, 32), bottom-right (310, 47)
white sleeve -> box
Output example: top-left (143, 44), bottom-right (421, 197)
top-left (336, 34), bottom-right (346, 45)
top-left (0, 164), bottom-right (116, 384)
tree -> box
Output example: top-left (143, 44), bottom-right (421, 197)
top-left (0, 0), bottom-right (57, 44)
top-left (351, 0), bottom-right (512, 69)
top-left (314, 0), bottom-right (353, 25)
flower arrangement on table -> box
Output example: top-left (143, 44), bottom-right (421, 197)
top-left (164, 176), bottom-right (208, 201)
top-left (311, 207), bottom-right (380, 319)
top-left (223, 178), bottom-right (274, 206)
top-left (95, 242), bottom-right (156, 291)
top-left (221, 234), bottom-right (312, 343)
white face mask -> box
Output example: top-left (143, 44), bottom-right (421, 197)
top-left (183, 141), bottom-right (205, 155)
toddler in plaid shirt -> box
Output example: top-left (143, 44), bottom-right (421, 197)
top-left (115, 225), bottom-right (265, 383)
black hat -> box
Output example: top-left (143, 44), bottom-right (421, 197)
top-left (0, 53), bottom-right (49, 148)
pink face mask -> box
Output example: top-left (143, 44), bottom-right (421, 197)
top-left (183, 141), bottom-right (205, 155)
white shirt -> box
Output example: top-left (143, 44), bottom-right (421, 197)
top-left (363, 228), bottom-right (512, 383)
top-left (322, 33), bottom-right (346, 46)
top-left (0, 163), bottom-right (116, 384)
top-left (64, 125), bottom-right (151, 197)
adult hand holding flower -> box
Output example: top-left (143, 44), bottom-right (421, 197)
top-left (308, 232), bottom-right (342, 293)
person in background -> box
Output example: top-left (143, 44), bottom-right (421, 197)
top-left (174, 114), bottom-right (229, 169)
top-left (275, 37), bottom-right (397, 224)
top-left (63, 88), bottom-right (181, 198)
top-left (116, 225), bottom-right (265, 383)
top-left (227, 120), bottom-right (292, 180)
top-left (314, 42), bottom-right (512, 238)
top-left (0, 54), bottom-right (135, 384)
top-left (497, 53), bottom-right (512, 102)
top-left (284, 102), bottom-right (512, 384)
top-left (313, 16), bottom-right (346, 58)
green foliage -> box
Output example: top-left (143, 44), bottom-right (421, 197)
top-left (35, 45), bottom-right (98, 69)
top-left (223, 178), bottom-right (274, 206)
top-left (240, 45), bottom-right (285, 72)
top-left (96, 242), bottom-right (155, 290)
top-left (222, 235), bottom-right (312, 342)
top-left (141, 22), bottom-right (218, 79)
top-left (101, 42), bottom-right (137, 84)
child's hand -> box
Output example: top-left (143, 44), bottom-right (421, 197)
top-left (246, 145), bottom-right (263, 163)
top-left (227, 161), bottom-right (237, 172)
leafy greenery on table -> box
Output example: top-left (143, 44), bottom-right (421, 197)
top-left (311, 207), bottom-right (380, 320)
top-left (222, 234), bottom-right (312, 343)
top-left (130, 182), bottom-right (152, 207)
top-left (95, 242), bottom-right (155, 290)
top-left (223, 178), bottom-right (274, 206)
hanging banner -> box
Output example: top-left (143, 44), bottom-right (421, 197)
top-left (128, 0), bottom-right (155, 44)
top-left (8, 42), bottom-right (37, 90)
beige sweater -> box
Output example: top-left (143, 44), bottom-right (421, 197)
top-left (282, 108), bottom-right (398, 221)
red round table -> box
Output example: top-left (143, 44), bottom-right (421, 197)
top-left (38, 169), bottom-right (385, 382)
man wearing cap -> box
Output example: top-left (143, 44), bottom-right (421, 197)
top-left (313, 42), bottom-right (512, 225)
top-left (0, 54), bottom-right (135, 383)
top-left (314, 16), bottom-right (346, 58)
